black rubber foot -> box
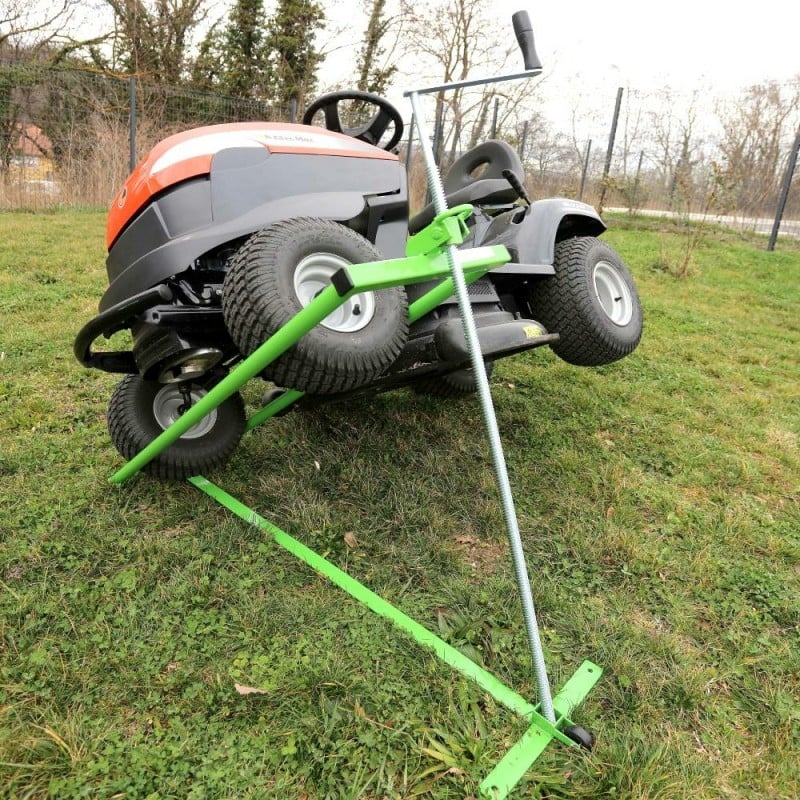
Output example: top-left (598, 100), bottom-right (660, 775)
top-left (563, 724), bottom-right (595, 750)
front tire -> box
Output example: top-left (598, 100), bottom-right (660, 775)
top-left (222, 218), bottom-right (409, 394)
top-left (527, 237), bottom-right (642, 366)
top-left (107, 376), bottom-right (245, 480)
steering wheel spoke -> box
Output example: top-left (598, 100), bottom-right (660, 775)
top-left (369, 108), bottom-right (392, 142)
top-left (323, 103), bottom-right (343, 134)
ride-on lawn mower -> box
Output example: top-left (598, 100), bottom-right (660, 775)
top-left (74, 17), bottom-right (642, 481)
top-left (73, 13), bottom-right (624, 789)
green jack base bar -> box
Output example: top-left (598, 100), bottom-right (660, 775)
top-left (188, 475), bottom-right (601, 799)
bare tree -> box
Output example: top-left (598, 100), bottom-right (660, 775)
top-left (641, 88), bottom-right (705, 204)
top-left (616, 87), bottom-right (646, 180)
top-left (1, 2), bottom-right (88, 181)
top-left (400, 0), bottom-right (537, 166)
top-left (100, 0), bottom-right (208, 81)
top-left (519, 113), bottom-right (565, 185)
top-left (0, 1), bottom-right (79, 53)
top-left (716, 79), bottom-right (800, 219)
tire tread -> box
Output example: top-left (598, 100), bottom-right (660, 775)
top-left (222, 219), bottom-right (408, 394)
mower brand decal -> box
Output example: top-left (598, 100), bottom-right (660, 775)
top-left (117, 187), bottom-right (127, 208)
top-left (254, 130), bottom-right (376, 154)
top-left (523, 324), bottom-right (543, 338)
top-left (258, 132), bottom-right (316, 144)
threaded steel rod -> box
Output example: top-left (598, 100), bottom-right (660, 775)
top-left (408, 90), bottom-right (555, 723)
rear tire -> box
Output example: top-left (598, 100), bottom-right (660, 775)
top-left (107, 375), bottom-right (245, 480)
top-left (527, 236), bottom-right (642, 366)
top-left (222, 218), bottom-right (408, 394)
top-left (564, 724), bottom-right (595, 750)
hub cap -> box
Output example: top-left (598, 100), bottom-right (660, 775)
top-left (152, 384), bottom-right (217, 439)
top-left (593, 260), bottom-right (634, 326)
top-left (293, 252), bottom-right (376, 333)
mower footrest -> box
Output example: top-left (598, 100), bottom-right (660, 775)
top-left (434, 316), bottom-right (558, 363)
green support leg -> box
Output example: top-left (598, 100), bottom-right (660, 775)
top-left (480, 661), bottom-right (602, 799)
top-left (188, 476), bottom-right (602, 799)
top-left (245, 388), bottom-right (304, 431)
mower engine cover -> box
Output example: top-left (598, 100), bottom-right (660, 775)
top-left (101, 122), bottom-right (408, 312)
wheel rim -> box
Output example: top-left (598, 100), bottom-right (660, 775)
top-left (152, 384), bottom-right (217, 439)
top-left (293, 252), bottom-right (376, 333)
top-left (593, 260), bottom-right (634, 326)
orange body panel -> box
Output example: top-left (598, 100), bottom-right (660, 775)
top-left (106, 122), bottom-right (398, 250)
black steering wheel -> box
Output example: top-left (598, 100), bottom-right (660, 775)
top-left (302, 90), bottom-right (404, 152)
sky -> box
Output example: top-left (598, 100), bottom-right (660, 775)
top-left (64, 0), bottom-right (797, 139)
top-left (350, 0), bottom-right (799, 93)
top-left (67, 0), bottom-right (797, 94)
top-left (521, 0), bottom-right (798, 92)
top-left (315, 0), bottom-right (799, 138)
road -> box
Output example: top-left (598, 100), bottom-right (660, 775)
top-left (605, 208), bottom-right (800, 239)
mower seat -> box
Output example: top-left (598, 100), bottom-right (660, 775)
top-left (409, 140), bottom-right (525, 234)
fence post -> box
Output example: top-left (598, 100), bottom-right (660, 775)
top-left (129, 77), bottom-right (136, 171)
top-left (289, 97), bottom-right (297, 123)
top-left (631, 149), bottom-right (644, 212)
top-left (406, 113), bottom-right (415, 176)
top-left (598, 87), bottom-right (623, 213)
top-left (578, 138), bottom-right (592, 202)
top-left (768, 128), bottom-right (800, 252)
top-left (432, 97), bottom-right (444, 166)
top-left (518, 119), bottom-right (529, 160)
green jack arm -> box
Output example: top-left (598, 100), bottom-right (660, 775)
top-left (110, 245), bottom-right (510, 484)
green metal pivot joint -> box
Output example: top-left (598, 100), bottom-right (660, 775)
top-left (405, 203), bottom-right (474, 256)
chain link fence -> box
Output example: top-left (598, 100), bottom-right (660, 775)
top-left (0, 63), bottom-right (292, 209)
top-left (1, 62), bottom-right (798, 242)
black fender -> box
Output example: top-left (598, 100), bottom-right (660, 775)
top-left (101, 188), bottom-right (368, 311)
top-left (100, 147), bottom-right (407, 311)
top-left (484, 198), bottom-right (606, 276)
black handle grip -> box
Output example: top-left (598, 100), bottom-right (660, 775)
top-left (502, 169), bottom-right (531, 206)
top-left (512, 10), bottom-right (542, 71)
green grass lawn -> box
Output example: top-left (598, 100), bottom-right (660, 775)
top-left (1, 210), bottom-right (798, 799)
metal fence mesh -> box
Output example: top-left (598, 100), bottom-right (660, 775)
top-left (0, 64), bottom-right (292, 208)
top-left (1, 62), bottom-right (797, 241)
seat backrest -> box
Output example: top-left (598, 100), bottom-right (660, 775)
top-left (407, 140), bottom-right (525, 236)
top-left (443, 140), bottom-right (524, 195)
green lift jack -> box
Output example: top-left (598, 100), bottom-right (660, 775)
top-left (109, 202), bottom-right (602, 797)
top-left (108, 14), bottom-right (602, 794)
